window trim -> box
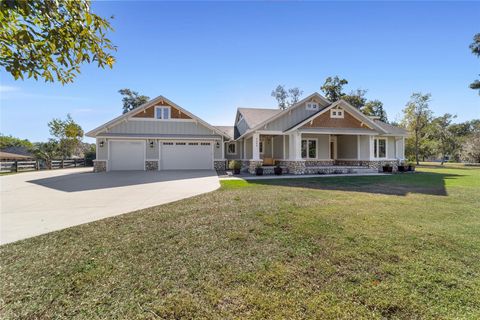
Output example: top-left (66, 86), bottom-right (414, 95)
top-left (374, 137), bottom-right (387, 159)
top-left (330, 108), bottom-right (344, 119)
top-left (306, 102), bottom-right (319, 111)
top-left (227, 142), bottom-right (236, 155)
top-left (301, 138), bottom-right (318, 159)
top-left (155, 106), bottom-right (171, 120)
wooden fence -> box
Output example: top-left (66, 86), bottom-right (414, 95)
top-left (0, 158), bottom-right (86, 173)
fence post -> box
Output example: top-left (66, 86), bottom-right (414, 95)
top-left (74, 159), bottom-right (77, 167)
top-left (61, 159), bottom-right (64, 169)
top-left (36, 160), bottom-right (39, 171)
top-left (15, 160), bottom-right (18, 172)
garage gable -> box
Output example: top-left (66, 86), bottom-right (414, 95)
top-left (132, 100), bottom-right (192, 120)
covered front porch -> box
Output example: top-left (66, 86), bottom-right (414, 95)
top-left (235, 130), bottom-right (405, 175)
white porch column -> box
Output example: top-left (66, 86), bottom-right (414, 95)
top-left (369, 136), bottom-right (375, 160)
top-left (252, 132), bottom-right (260, 160)
top-left (288, 132), bottom-right (302, 160)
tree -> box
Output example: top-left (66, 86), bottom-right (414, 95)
top-left (402, 93), bottom-right (433, 165)
top-left (33, 140), bottom-right (60, 169)
top-left (119, 89), bottom-right (150, 114)
top-left (363, 100), bottom-right (388, 122)
top-left (462, 132), bottom-right (480, 163)
top-left (469, 33), bottom-right (480, 92)
top-left (428, 114), bottom-right (457, 164)
top-left (48, 114), bottom-right (84, 158)
top-left (287, 87), bottom-right (303, 107)
top-left (0, 0), bottom-right (116, 84)
top-left (343, 89), bottom-right (367, 109)
top-left (0, 134), bottom-right (33, 150)
top-left (320, 76), bottom-right (348, 102)
top-left (271, 85), bottom-right (289, 110)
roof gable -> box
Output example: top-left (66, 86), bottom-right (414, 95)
top-left (301, 108), bottom-right (373, 130)
top-left (86, 96), bottom-right (230, 138)
top-left (285, 100), bottom-right (388, 133)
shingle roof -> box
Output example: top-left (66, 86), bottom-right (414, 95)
top-left (238, 108), bottom-right (282, 129)
top-left (373, 120), bottom-right (408, 135)
top-left (214, 126), bottom-right (234, 139)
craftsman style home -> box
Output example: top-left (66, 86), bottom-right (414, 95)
top-left (87, 92), bottom-right (407, 174)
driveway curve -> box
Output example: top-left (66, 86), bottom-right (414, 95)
top-left (0, 168), bottom-right (219, 245)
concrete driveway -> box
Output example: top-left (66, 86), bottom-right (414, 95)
top-left (0, 168), bottom-right (220, 245)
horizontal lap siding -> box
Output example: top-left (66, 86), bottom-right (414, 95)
top-left (266, 102), bottom-right (319, 131)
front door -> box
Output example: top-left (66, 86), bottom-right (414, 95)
top-left (330, 136), bottom-right (337, 160)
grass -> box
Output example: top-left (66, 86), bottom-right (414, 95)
top-left (1, 164), bottom-right (479, 319)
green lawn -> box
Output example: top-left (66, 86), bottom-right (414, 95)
top-left (1, 165), bottom-right (479, 319)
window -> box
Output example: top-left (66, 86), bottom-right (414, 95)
top-left (306, 102), bottom-right (319, 110)
top-left (200, 142), bottom-right (211, 146)
top-left (155, 106), bottom-right (171, 120)
top-left (188, 142), bottom-right (199, 145)
top-left (227, 142), bottom-right (236, 155)
top-left (301, 139), bottom-right (317, 159)
top-left (259, 141), bottom-right (264, 154)
top-left (162, 142), bottom-right (173, 145)
top-left (374, 138), bottom-right (387, 158)
top-left (330, 109), bottom-right (344, 118)
top-left (176, 142), bottom-right (186, 145)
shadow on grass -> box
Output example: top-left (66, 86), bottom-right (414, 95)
top-left (245, 172), bottom-right (463, 196)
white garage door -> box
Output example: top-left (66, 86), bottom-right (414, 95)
top-left (161, 141), bottom-right (213, 170)
top-left (109, 140), bottom-right (145, 171)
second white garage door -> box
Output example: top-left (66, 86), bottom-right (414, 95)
top-left (161, 142), bottom-right (213, 170)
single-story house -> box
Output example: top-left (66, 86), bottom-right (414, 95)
top-left (86, 92), bottom-right (407, 174)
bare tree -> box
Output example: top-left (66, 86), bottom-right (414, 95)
top-left (271, 85), bottom-right (289, 109)
top-left (288, 87), bottom-right (303, 107)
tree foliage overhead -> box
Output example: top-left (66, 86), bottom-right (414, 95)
top-left (363, 100), bottom-right (388, 122)
top-left (271, 85), bottom-right (303, 110)
top-left (0, 0), bottom-right (116, 84)
top-left (320, 76), bottom-right (348, 102)
top-left (48, 114), bottom-right (84, 158)
top-left (343, 89), bottom-right (367, 110)
top-left (470, 33), bottom-right (480, 92)
top-left (119, 88), bottom-right (150, 114)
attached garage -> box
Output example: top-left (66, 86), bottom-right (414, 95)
top-left (161, 141), bottom-right (213, 170)
top-left (109, 140), bottom-right (145, 171)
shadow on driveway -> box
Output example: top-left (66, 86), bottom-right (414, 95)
top-left (27, 170), bottom-right (217, 192)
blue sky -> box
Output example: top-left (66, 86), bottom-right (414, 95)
top-left (0, 1), bottom-right (479, 143)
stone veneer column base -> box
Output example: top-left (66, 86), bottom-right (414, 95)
top-left (214, 160), bottom-right (227, 171)
top-left (248, 160), bottom-right (263, 174)
top-left (93, 160), bottom-right (107, 173)
top-left (145, 160), bottom-right (159, 171)
top-left (284, 160), bottom-right (306, 175)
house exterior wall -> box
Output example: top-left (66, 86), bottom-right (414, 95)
top-left (225, 141), bottom-right (240, 160)
top-left (264, 102), bottom-right (320, 131)
top-left (108, 120), bottom-right (215, 135)
top-left (301, 109), bottom-right (369, 129)
top-left (273, 136), bottom-right (284, 159)
top-left (387, 136), bottom-right (395, 159)
top-left (359, 136), bottom-right (370, 160)
top-left (214, 142), bottom-right (223, 159)
top-left (146, 140), bottom-right (159, 159)
top-left (96, 138), bottom-right (108, 160)
top-left (132, 101), bottom-right (191, 119)
top-left (301, 134), bottom-right (330, 159)
top-left (261, 136), bottom-right (273, 158)
top-left (236, 118), bottom-right (249, 137)
top-left (245, 137), bottom-right (252, 159)
top-left (337, 135), bottom-right (357, 159)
